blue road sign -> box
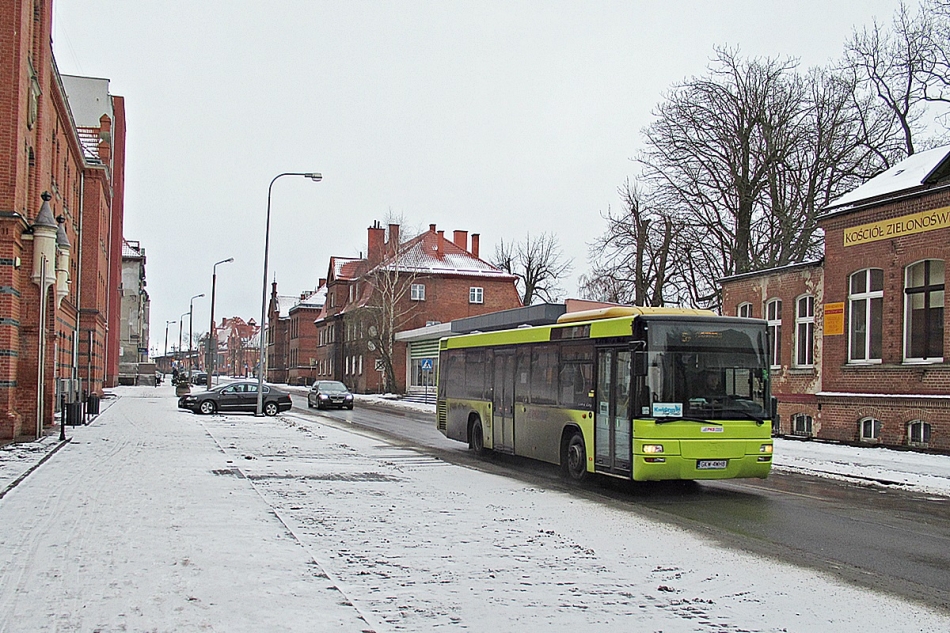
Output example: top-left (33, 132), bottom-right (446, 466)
top-left (421, 358), bottom-right (434, 371)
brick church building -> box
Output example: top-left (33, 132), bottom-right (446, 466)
top-left (722, 146), bottom-right (950, 452)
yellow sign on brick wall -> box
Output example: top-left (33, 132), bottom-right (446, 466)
top-left (824, 302), bottom-right (844, 335)
top-left (843, 206), bottom-right (950, 246)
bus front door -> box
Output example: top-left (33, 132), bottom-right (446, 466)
top-left (492, 350), bottom-right (515, 453)
top-left (595, 349), bottom-right (632, 476)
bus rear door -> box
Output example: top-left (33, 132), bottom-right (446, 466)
top-left (492, 349), bottom-right (515, 452)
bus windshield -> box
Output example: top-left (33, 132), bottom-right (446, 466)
top-left (644, 321), bottom-right (770, 421)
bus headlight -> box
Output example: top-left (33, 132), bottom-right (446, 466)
top-left (760, 444), bottom-right (773, 454)
top-left (642, 444), bottom-right (664, 454)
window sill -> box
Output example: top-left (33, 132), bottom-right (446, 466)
top-left (788, 367), bottom-right (816, 375)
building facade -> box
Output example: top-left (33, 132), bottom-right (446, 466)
top-left (722, 147), bottom-right (950, 451)
top-left (0, 0), bottom-right (125, 441)
top-left (117, 240), bottom-right (150, 384)
top-left (310, 223), bottom-right (522, 394)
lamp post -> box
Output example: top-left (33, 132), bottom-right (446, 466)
top-left (163, 320), bottom-right (177, 374)
top-left (178, 311), bottom-right (189, 366)
top-left (207, 258), bottom-right (234, 388)
top-left (188, 293), bottom-right (205, 378)
top-left (256, 171), bottom-right (322, 416)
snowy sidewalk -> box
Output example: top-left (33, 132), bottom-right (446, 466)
top-left (0, 386), bottom-right (375, 632)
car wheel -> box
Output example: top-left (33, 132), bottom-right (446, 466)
top-left (263, 401), bottom-right (279, 416)
top-left (346, 404), bottom-right (354, 410)
top-left (198, 400), bottom-right (216, 415)
top-left (307, 397), bottom-right (314, 409)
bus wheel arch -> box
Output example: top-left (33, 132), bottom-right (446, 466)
top-left (561, 426), bottom-right (588, 482)
top-left (468, 413), bottom-right (487, 455)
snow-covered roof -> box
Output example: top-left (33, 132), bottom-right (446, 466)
top-left (289, 287), bottom-right (326, 314)
top-left (275, 294), bottom-right (299, 319)
top-left (824, 145), bottom-right (950, 212)
top-left (122, 240), bottom-right (144, 259)
top-left (377, 231), bottom-right (513, 279)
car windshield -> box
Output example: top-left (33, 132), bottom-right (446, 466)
top-left (317, 381), bottom-right (348, 393)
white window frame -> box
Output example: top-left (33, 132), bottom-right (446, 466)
top-left (859, 417), bottom-right (881, 442)
top-left (791, 413), bottom-right (812, 437)
top-left (903, 260), bottom-right (944, 364)
top-left (849, 269), bottom-right (884, 364)
top-left (737, 302), bottom-right (752, 318)
top-left (411, 283), bottom-right (426, 301)
top-left (766, 299), bottom-right (782, 369)
top-left (794, 295), bottom-right (815, 368)
top-left (908, 420), bottom-right (932, 446)
top-left (469, 286), bottom-right (484, 304)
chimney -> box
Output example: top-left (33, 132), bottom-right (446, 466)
top-left (319, 278), bottom-right (326, 287)
top-left (471, 233), bottom-right (480, 258)
top-left (387, 223), bottom-right (400, 253)
top-left (437, 230), bottom-right (444, 257)
top-left (429, 223), bottom-right (437, 233)
top-left (452, 230), bottom-right (468, 251)
top-left (367, 221), bottom-right (385, 263)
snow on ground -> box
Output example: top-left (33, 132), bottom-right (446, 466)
top-left (1, 385), bottom-right (949, 631)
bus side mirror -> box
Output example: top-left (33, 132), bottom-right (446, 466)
top-left (770, 396), bottom-right (778, 421)
top-left (633, 351), bottom-right (648, 376)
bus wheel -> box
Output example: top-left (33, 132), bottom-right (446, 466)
top-left (563, 431), bottom-right (588, 482)
top-left (470, 418), bottom-right (486, 455)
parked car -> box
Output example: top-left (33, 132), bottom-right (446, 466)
top-left (191, 371), bottom-right (208, 386)
top-left (178, 380), bottom-right (292, 416)
top-left (308, 380), bottom-right (354, 410)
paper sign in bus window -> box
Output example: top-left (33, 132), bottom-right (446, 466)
top-left (652, 402), bottom-right (683, 417)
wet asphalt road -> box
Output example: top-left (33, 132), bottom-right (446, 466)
top-left (290, 396), bottom-right (950, 612)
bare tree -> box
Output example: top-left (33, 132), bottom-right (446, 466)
top-left (581, 181), bottom-right (678, 306)
top-left (493, 233), bottom-right (573, 305)
top-left (357, 231), bottom-right (419, 393)
top-left (631, 48), bottom-right (894, 309)
top-left (842, 3), bottom-right (936, 156)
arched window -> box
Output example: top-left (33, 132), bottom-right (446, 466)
top-left (791, 413), bottom-right (812, 436)
top-left (908, 420), bottom-right (932, 446)
top-left (737, 302), bottom-right (752, 318)
top-left (904, 260), bottom-right (944, 362)
top-left (794, 295), bottom-right (815, 367)
top-left (849, 269), bottom-right (883, 363)
top-left (859, 417), bottom-right (881, 442)
top-left (766, 299), bottom-right (782, 368)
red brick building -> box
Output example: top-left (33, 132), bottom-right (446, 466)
top-left (0, 1), bottom-right (125, 441)
top-left (265, 283), bottom-right (326, 385)
top-left (722, 146), bottom-right (950, 451)
top-left (308, 222), bottom-right (522, 393)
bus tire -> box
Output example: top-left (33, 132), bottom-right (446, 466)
top-left (470, 417), bottom-right (486, 456)
top-left (562, 430), bottom-right (588, 482)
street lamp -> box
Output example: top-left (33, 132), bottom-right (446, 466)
top-left (164, 320), bottom-right (177, 372)
top-left (188, 293), bottom-right (205, 378)
top-left (207, 257), bottom-right (234, 388)
top-left (256, 171), bottom-right (322, 416)
top-left (178, 311), bottom-right (189, 364)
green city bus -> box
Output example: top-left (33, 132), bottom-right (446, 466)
top-left (436, 307), bottom-right (774, 482)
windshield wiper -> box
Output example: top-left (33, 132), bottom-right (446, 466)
top-left (655, 416), bottom-right (722, 425)
top-left (719, 409), bottom-right (766, 425)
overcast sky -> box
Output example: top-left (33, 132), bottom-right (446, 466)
top-left (51, 0), bottom-right (912, 357)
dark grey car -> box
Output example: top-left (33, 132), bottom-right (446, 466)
top-left (178, 381), bottom-right (292, 416)
top-left (307, 380), bottom-right (354, 410)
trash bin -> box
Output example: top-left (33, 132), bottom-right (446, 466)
top-left (87, 393), bottom-right (100, 415)
top-left (65, 401), bottom-right (84, 426)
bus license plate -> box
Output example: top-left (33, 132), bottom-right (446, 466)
top-left (697, 460), bottom-right (728, 470)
